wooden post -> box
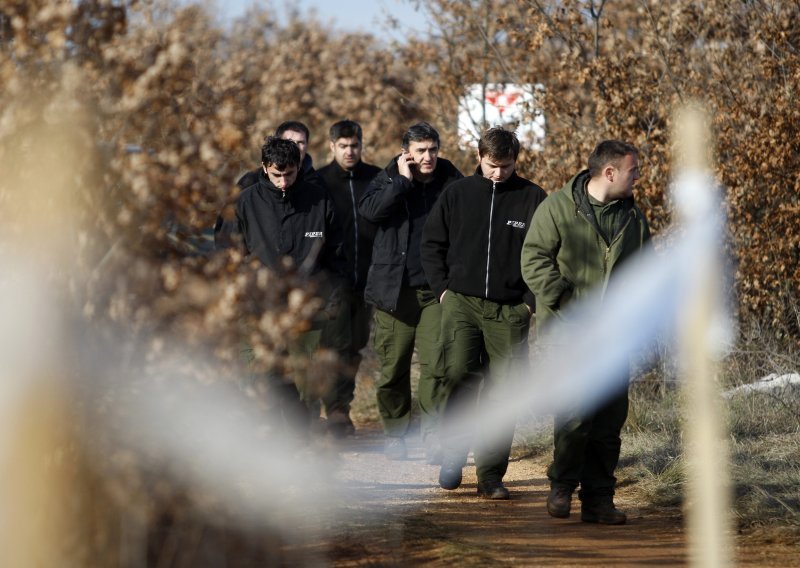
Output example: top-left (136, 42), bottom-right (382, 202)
top-left (673, 103), bottom-right (733, 567)
top-left (0, 379), bottom-right (72, 567)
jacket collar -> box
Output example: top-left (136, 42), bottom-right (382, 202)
top-left (326, 159), bottom-right (365, 178)
top-left (471, 165), bottom-right (522, 190)
top-left (385, 155), bottom-right (402, 177)
top-left (301, 153), bottom-right (314, 174)
top-left (566, 170), bottom-right (590, 205)
top-left (570, 169), bottom-right (635, 209)
top-left (257, 169), bottom-right (292, 200)
top-left (384, 155), bottom-right (457, 185)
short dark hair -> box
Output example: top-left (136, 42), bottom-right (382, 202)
top-left (588, 140), bottom-right (638, 178)
top-left (478, 127), bottom-right (520, 160)
top-left (329, 119), bottom-right (363, 142)
top-left (274, 120), bottom-right (310, 142)
top-left (401, 121), bottom-right (440, 150)
top-left (261, 136), bottom-right (301, 169)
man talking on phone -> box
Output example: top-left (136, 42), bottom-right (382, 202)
top-left (359, 122), bottom-right (463, 461)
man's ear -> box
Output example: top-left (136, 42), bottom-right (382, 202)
top-left (604, 164), bottom-right (615, 182)
top-left (476, 149), bottom-right (482, 162)
top-left (329, 141), bottom-right (335, 155)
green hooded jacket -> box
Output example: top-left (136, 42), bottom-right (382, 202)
top-left (520, 170), bottom-right (651, 330)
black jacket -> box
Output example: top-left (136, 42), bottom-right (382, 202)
top-left (358, 156), bottom-right (463, 312)
top-left (421, 168), bottom-right (547, 307)
top-left (215, 169), bottom-right (344, 279)
top-left (317, 159), bottom-right (381, 290)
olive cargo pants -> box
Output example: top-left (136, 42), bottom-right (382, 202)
top-left (373, 286), bottom-right (444, 439)
top-left (439, 292), bottom-right (531, 483)
top-left (548, 388), bottom-right (630, 500)
top-left (320, 286), bottom-right (372, 417)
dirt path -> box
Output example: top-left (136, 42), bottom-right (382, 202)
top-left (289, 429), bottom-right (797, 567)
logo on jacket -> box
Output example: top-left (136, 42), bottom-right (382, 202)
top-left (506, 220), bottom-right (526, 229)
top-left (304, 231), bottom-right (323, 238)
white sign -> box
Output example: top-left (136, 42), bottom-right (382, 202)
top-left (457, 83), bottom-right (545, 150)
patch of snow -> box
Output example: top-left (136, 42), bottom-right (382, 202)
top-left (723, 373), bottom-right (800, 398)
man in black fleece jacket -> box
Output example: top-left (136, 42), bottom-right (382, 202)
top-left (359, 122), bottom-right (463, 461)
top-left (421, 127), bottom-right (546, 499)
top-left (215, 136), bottom-right (345, 433)
top-left (316, 120), bottom-right (381, 436)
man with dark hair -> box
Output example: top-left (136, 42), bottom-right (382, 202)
top-left (316, 120), bottom-right (381, 436)
top-left (275, 120), bottom-right (310, 144)
top-left (238, 120), bottom-right (323, 189)
top-left (227, 136), bottom-right (341, 272)
top-left (215, 136), bottom-right (345, 432)
top-left (521, 139), bottom-right (650, 523)
top-left (359, 121), bottom-right (463, 460)
top-left (421, 127), bottom-right (547, 499)
top-left (275, 121), bottom-right (311, 169)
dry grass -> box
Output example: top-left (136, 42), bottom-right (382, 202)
top-left (472, 321), bottom-right (800, 542)
top-left (612, 333), bottom-right (800, 542)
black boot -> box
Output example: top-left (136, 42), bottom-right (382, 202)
top-left (477, 480), bottom-right (510, 500)
top-left (546, 485), bottom-right (573, 518)
top-left (580, 496), bottom-right (627, 525)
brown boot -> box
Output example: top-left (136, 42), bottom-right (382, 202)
top-left (546, 485), bottom-right (573, 518)
top-left (580, 497), bottom-right (627, 525)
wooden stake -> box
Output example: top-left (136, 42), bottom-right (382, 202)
top-left (673, 103), bottom-right (734, 568)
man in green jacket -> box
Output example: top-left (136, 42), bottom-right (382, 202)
top-left (521, 140), bottom-right (650, 524)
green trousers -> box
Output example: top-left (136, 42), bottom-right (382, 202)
top-left (241, 279), bottom-right (349, 433)
top-left (548, 389), bottom-right (629, 500)
top-left (439, 291), bottom-right (531, 483)
top-left (373, 286), bottom-right (444, 439)
top-left (240, 322), bottom-right (324, 435)
top-left (320, 287), bottom-right (372, 417)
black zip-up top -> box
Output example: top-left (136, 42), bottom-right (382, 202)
top-left (317, 159), bottom-right (381, 290)
top-left (216, 169), bottom-right (345, 278)
top-left (420, 167), bottom-right (547, 307)
top-left (358, 156), bottom-right (463, 312)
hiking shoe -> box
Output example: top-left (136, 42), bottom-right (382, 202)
top-left (438, 461), bottom-right (463, 490)
top-left (384, 437), bottom-right (407, 461)
top-left (477, 480), bottom-right (510, 500)
top-left (580, 498), bottom-right (627, 525)
top-left (547, 486), bottom-right (573, 518)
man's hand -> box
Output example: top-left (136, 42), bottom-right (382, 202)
top-left (397, 150), bottom-right (415, 181)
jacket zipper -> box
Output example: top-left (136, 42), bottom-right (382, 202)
top-left (600, 212), bottom-right (634, 296)
top-left (485, 182), bottom-right (496, 297)
top-left (348, 171), bottom-right (359, 285)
